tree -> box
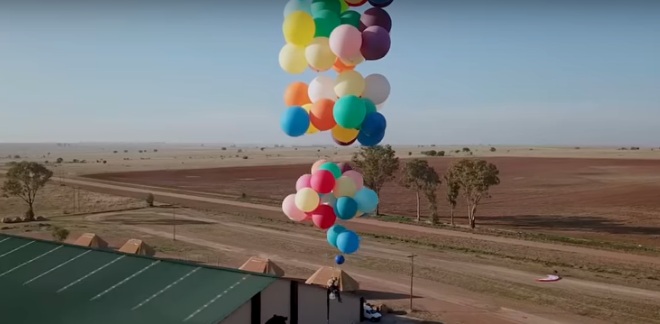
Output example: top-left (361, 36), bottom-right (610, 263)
top-left (400, 159), bottom-right (440, 222)
top-left (447, 159), bottom-right (500, 229)
top-left (443, 170), bottom-right (460, 226)
top-left (56, 157), bottom-right (63, 164)
top-left (146, 193), bottom-right (155, 207)
top-left (351, 145), bottom-right (399, 215)
top-left (1, 162), bottom-right (53, 220)
top-left (51, 226), bottom-right (69, 242)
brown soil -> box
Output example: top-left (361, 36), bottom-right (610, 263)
top-left (84, 157), bottom-right (660, 246)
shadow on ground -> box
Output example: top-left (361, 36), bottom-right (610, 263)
top-left (479, 214), bottom-right (660, 235)
top-left (380, 314), bottom-right (444, 324)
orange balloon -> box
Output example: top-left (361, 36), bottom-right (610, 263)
top-left (284, 82), bottom-right (311, 106)
top-left (310, 99), bottom-right (336, 131)
top-left (332, 57), bottom-right (355, 73)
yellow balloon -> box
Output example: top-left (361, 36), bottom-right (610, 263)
top-left (305, 37), bottom-right (336, 72)
top-left (295, 188), bottom-right (320, 212)
top-left (340, 0), bottom-right (348, 12)
top-left (301, 104), bottom-right (319, 134)
top-left (333, 176), bottom-right (357, 198)
top-left (283, 11), bottom-right (315, 46)
top-left (331, 125), bottom-right (359, 142)
top-left (334, 70), bottom-right (365, 97)
top-left (279, 44), bottom-right (308, 74)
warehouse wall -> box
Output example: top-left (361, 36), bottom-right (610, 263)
top-left (221, 301), bottom-right (250, 324)
top-left (221, 279), bottom-right (360, 324)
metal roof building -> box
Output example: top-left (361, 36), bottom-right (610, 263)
top-left (0, 233), bottom-right (361, 324)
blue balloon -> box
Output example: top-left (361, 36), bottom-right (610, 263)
top-left (281, 107), bottom-right (310, 137)
top-left (360, 112), bottom-right (387, 137)
top-left (368, 0), bottom-right (393, 8)
top-left (335, 197), bottom-right (358, 220)
top-left (336, 230), bottom-right (360, 254)
top-left (357, 128), bottom-right (385, 146)
top-left (326, 224), bottom-right (347, 248)
top-left (335, 254), bottom-right (345, 265)
top-left (283, 0), bottom-right (312, 18)
top-left (353, 188), bottom-right (379, 213)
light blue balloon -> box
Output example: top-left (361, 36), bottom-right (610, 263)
top-left (354, 188), bottom-right (379, 213)
top-left (336, 230), bottom-right (360, 254)
top-left (280, 107), bottom-right (310, 137)
top-left (335, 196), bottom-right (358, 220)
top-left (326, 224), bottom-right (347, 248)
top-left (283, 0), bottom-right (312, 18)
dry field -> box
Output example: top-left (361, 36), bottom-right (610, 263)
top-left (84, 156), bottom-right (660, 247)
top-left (3, 143), bottom-right (660, 323)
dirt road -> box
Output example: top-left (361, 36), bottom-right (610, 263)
top-left (60, 176), bottom-right (660, 266)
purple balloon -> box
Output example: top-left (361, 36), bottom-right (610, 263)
top-left (361, 26), bottom-right (391, 61)
top-left (368, 0), bottom-right (393, 8)
top-left (337, 162), bottom-right (353, 173)
top-left (359, 7), bottom-right (392, 32)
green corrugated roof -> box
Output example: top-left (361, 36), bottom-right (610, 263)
top-left (0, 233), bottom-right (277, 324)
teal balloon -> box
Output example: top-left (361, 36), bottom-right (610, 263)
top-left (340, 10), bottom-right (361, 28)
top-left (334, 95), bottom-right (366, 129)
top-left (314, 10), bottom-right (340, 37)
top-left (336, 230), bottom-right (360, 254)
top-left (284, 0), bottom-right (312, 18)
top-left (335, 197), bottom-right (358, 220)
top-left (312, 0), bottom-right (340, 15)
top-left (363, 98), bottom-right (377, 115)
top-left (326, 224), bottom-right (347, 248)
top-left (354, 187), bottom-right (379, 213)
top-left (318, 162), bottom-right (342, 178)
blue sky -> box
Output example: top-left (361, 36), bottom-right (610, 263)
top-left (0, 0), bottom-right (658, 146)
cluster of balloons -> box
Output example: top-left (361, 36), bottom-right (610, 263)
top-left (279, 0), bottom-right (394, 146)
top-left (281, 159), bottom-right (379, 264)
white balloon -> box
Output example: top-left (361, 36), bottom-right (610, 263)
top-left (376, 101), bottom-right (386, 110)
top-left (308, 75), bottom-right (336, 102)
top-left (362, 73), bottom-right (390, 105)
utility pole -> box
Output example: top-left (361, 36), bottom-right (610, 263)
top-left (172, 206), bottom-right (176, 241)
top-left (408, 254), bottom-right (416, 311)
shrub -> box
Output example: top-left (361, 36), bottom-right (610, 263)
top-left (462, 147), bottom-right (471, 152)
top-left (146, 193), bottom-right (154, 207)
top-left (490, 147), bottom-right (496, 152)
top-left (51, 226), bottom-right (70, 242)
top-left (56, 158), bottom-right (64, 163)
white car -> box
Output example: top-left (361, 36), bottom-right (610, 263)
top-left (363, 304), bottom-right (382, 322)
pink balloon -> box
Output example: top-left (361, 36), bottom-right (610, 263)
top-left (282, 194), bottom-right (307, 222)
top-left (329, 25), bottom-right (363, 60)
top-left (296, 174), bottom-right (312, 191)
top-left (310, 170), bottom-right (336, 194)
top-left (342, 170), bottom-right (364, 190)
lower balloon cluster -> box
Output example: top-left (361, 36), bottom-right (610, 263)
top-left (281, 159), bottom-right (379, 264)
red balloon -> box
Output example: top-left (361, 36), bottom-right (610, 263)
top-left (310, 170), bottom-right (336, 194)
top-left (346, 0), bottom-right (368, 7)
top-left (311, 205), bottom-right (337, 230)
top-left (333, 137), bottom-right (357, 146)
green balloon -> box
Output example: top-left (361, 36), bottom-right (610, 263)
top-left (363, 98), bottom-right (377, 115)
top-left (334, 95), bottom-right (366, 129)
top-left (318, 162), bottom-right (342, 179)
top-left (311, 0), bottom-right (340, 16)
top-left (314, 10), bottom-right (340, 37)
top-left (340, 10), bottom-right (361, 29)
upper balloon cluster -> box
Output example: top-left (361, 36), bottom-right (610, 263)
top-left (280, 0), bottom-right (393, 74)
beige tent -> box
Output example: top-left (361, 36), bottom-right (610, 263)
top-left (118, 239), bottom-right (155, 256)
top-left (72, 233), bottom-right (108, 249)
top-left (239, 257), bottom-right (285, 277)
top-left (305, 266), bottom-right (359, 292)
